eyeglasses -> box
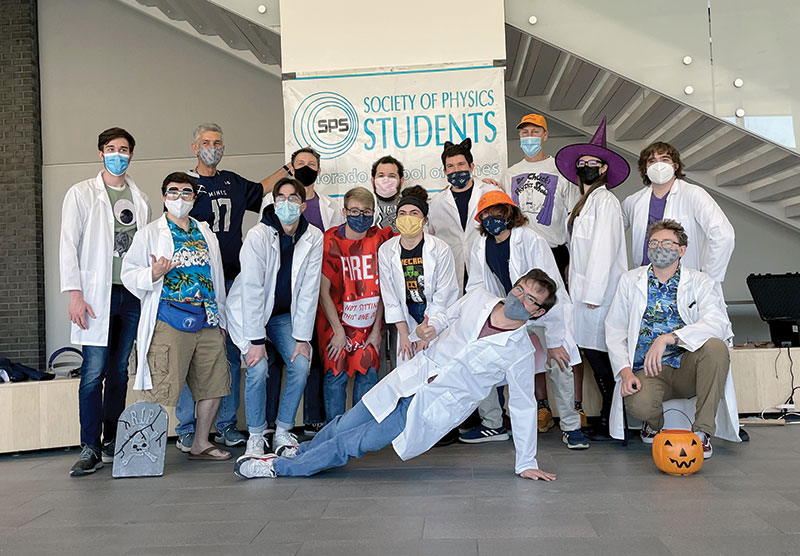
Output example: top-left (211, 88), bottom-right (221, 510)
top-left (275, 194), bottom-right (303, 204)
top-left (512, 285), bottom-right (544, 309)
top-left (346, 208), bottom-right (374, 217)
top-left (647, 239), bottom-right (680, 249)
top-left (576, 160), bottom-right (606, 168)
top-left (165, 188), bottom-right (195, 200)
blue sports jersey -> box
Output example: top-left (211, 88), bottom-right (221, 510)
top-left (188, 169), bottom-right (263, 280)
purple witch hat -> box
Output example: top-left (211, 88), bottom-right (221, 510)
top-left (555, 117), bottom-right (630, 189)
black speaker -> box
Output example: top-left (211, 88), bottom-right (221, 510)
top-left (747, 273), bottom-right (800, 347)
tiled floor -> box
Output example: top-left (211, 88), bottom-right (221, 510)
top-left (1, 425), bottom-right (799, 556)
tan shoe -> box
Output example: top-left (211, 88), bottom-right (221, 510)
top-left (577, 407), bottom-right (588, 429)
top-left (537, 407), bottom-right (554, 433)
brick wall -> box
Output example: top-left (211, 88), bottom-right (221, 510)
top-left (0, 0), bottom-right (45, 368)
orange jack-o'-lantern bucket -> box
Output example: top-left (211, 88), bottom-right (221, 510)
top-left (652, 429), bottom-right (704, 476)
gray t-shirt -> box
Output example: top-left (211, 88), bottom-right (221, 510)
top-left (105, 184), bottom-right (137, 285)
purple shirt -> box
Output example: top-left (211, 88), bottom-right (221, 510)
top-left (641, 191), bottom-right (668, 265)
top-left (304, 194), bottom-right (324, 231)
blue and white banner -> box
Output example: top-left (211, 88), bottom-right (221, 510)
top-left (283, 65), bottom-right (507, 196)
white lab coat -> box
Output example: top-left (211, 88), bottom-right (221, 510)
top-left (225, 218), bottom-right (323, 353)
top-left (622, 179), bottom-right (735, 283)
top-left (377, 234), bottom-right (459, 357)
top-left (361, 288), bottom-right (543, 474)
top-left (59, 171), bottom-right (151, 346)
top-left (427, 181), bottom-right (498, 290)
top-left (568, 187), bottom-right (628, 351)
top-left (604, 265), bottom-right (740, 441)
top-left (262, 191), bottom-right (344, 231)
top-left (466, 226), bottom-right (581, 365)
top-left (121, 215), bottom-right (227, 391)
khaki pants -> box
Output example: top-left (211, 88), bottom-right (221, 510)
top-left (625, 338), bottom-right (729, 435)
top-left (478, 325), bottom-right (579, 432)
top-left (145, 320), bottom-right (231, 406)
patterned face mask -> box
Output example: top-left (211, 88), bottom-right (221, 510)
top-left (197, 146), bottom-right (223, 167)
top-left (648, 246), bottom-right (681, 268)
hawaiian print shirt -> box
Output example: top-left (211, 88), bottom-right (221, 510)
top-left (632, 265), bottom-right (686, 371)
top-left (160, 218), bottom-right (219, 327)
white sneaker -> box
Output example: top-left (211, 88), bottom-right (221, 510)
top-left (277, 444), bottom-right (299, 458)
top-left (234, 454), bottom-right (277, 479)
top-left (245, 433), bottom-right (268, 456)
top-left (640, 423), bottom-right (659, 444)
top-left (696, 431), bottom-right (713, 459)
top-left (273, 430), bottom-right (299, 452)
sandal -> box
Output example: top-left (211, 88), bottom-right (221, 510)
top-left (187, 446), bottom-right (231, 461)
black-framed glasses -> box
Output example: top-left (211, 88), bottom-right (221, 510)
top-left (346, 208), bottom-right (374, 217)
top-left (165, 188), bottom-right (195, 200)
top-left (647, 239), bottom-right (679, 249)
top-left (512, 285), bottom-right (543, 309)
top-left (576, 159), bottom-right (606, 168)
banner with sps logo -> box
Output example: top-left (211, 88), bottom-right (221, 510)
top-left (283, 65), bottom-right (508, 197)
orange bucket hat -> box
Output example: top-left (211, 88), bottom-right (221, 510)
top-left (474, 190), bottom-right (517, 222)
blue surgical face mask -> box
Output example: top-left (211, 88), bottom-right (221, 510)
top-left (481, 216), bottom-right (508, 237)
top-left (347, 213), bottom-right (373, 233)
top-left (103, 152), bottom-right (130, 176)
top-left (520, 136), bottom-right (542, 158)
top-left (275, 201), bottom-right (301, 225)
top-left (446, 170), bottom-right (471, 189)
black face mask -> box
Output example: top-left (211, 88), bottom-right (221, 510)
top-left (294, 165), bottom-right (318, 187)
top-left (576, 165), bottom-right (601, 186)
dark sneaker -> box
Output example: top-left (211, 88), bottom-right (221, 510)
top-left (562, 429), bottom-right (590, 450)
top-left (214, 426), bottom-right (247, 447)
top-left (696, 431), bottom-right (713, 459)
top-left (303, 423), bottom-right (324, 437)
top-left (101, 439), bottom-right (116, 464)
top-left (234, 454), bottom-right (277, 479)
top-left (176, 432), bottom-right (195, 453)
top-left (587, 419), bottom-right (614, 441)
top-left (640, 423), bottom-right (659, 445)
top-left (459, 425), bottom-right (510, 444)
top-left (434, 429), bottom-right (459, 447)
top-left (70, 445), bottom-right (103, 477)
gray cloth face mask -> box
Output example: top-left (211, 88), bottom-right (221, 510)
top-left (197, 146), bottom-right (224, 167)
top-left (648, 246), bottom-right (681, 268)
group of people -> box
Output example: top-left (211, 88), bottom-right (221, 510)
top-left (60, 112), bottom-right (736, 481)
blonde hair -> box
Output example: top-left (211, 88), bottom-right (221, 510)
top-left (343, 186), bottom-right (375, 210)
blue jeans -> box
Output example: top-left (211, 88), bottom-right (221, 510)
top-left (273, 397), bottom-right (411, 477)
top-left (175, 279), bottom-right (241, 435)
top-left (244, 313), bottom-right (311, 433)
top-left (323, 367), bottom-right (378, 423)
top-left (78, 285), bottom-right (140, 450)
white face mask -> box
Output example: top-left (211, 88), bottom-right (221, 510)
top-left (647, 161), bottom-right (675, 185)
top-left (165, 198), bottom-right (193, 219)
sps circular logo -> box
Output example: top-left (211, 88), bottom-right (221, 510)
top-left (292, 92), bottom-right (358, 160)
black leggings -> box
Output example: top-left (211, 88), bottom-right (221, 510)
top-left (582, 348), bottom-right (614, 421)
